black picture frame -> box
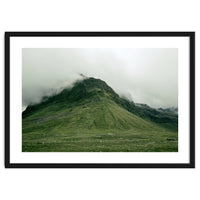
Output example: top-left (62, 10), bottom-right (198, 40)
top-left (5, 32), bottom-right (195, 168)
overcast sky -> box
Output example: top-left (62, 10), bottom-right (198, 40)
top-left (22, 48), bottom-right (178, 110)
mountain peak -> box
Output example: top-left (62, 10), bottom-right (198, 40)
top-left (77, 77), bottom-right (110, 88)
top-left (69, 77), bottom-right (118, 100)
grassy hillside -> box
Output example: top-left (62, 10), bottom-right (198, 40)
top-left (22, 77), bottom-right (178, 152)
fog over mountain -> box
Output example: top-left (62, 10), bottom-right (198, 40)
top-left (22, 48), bottom-right (178, 110)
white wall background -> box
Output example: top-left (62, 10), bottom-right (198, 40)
top-left (0, 1), bottom-right (199, 200)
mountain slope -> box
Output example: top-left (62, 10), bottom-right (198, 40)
top-left (23, 77), bottom-right (178, 131)
top-left (22, 77), bottom-right (178, 152)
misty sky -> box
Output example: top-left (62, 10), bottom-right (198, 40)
top-left (22, 48), bottom-right (178, 110)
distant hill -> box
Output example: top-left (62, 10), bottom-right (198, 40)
top-left (22, 77), bottom-right (178, 152)
top-left (158, 107), bottom-right (178, 114)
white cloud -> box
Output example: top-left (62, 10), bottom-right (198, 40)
top-left (22, 48), bottom-right (178, 109)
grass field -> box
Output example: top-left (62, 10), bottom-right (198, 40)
top-left (22, 129), bottom-right (178, 152)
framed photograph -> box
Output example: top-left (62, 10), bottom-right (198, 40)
top-left (5, 32), bottom-right (195, 168)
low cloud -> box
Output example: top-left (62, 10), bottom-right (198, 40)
top-left (22, 48), bottom-right (178, 110)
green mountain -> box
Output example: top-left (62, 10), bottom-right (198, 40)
top-left (22, 77), bottom-right (178, 152)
